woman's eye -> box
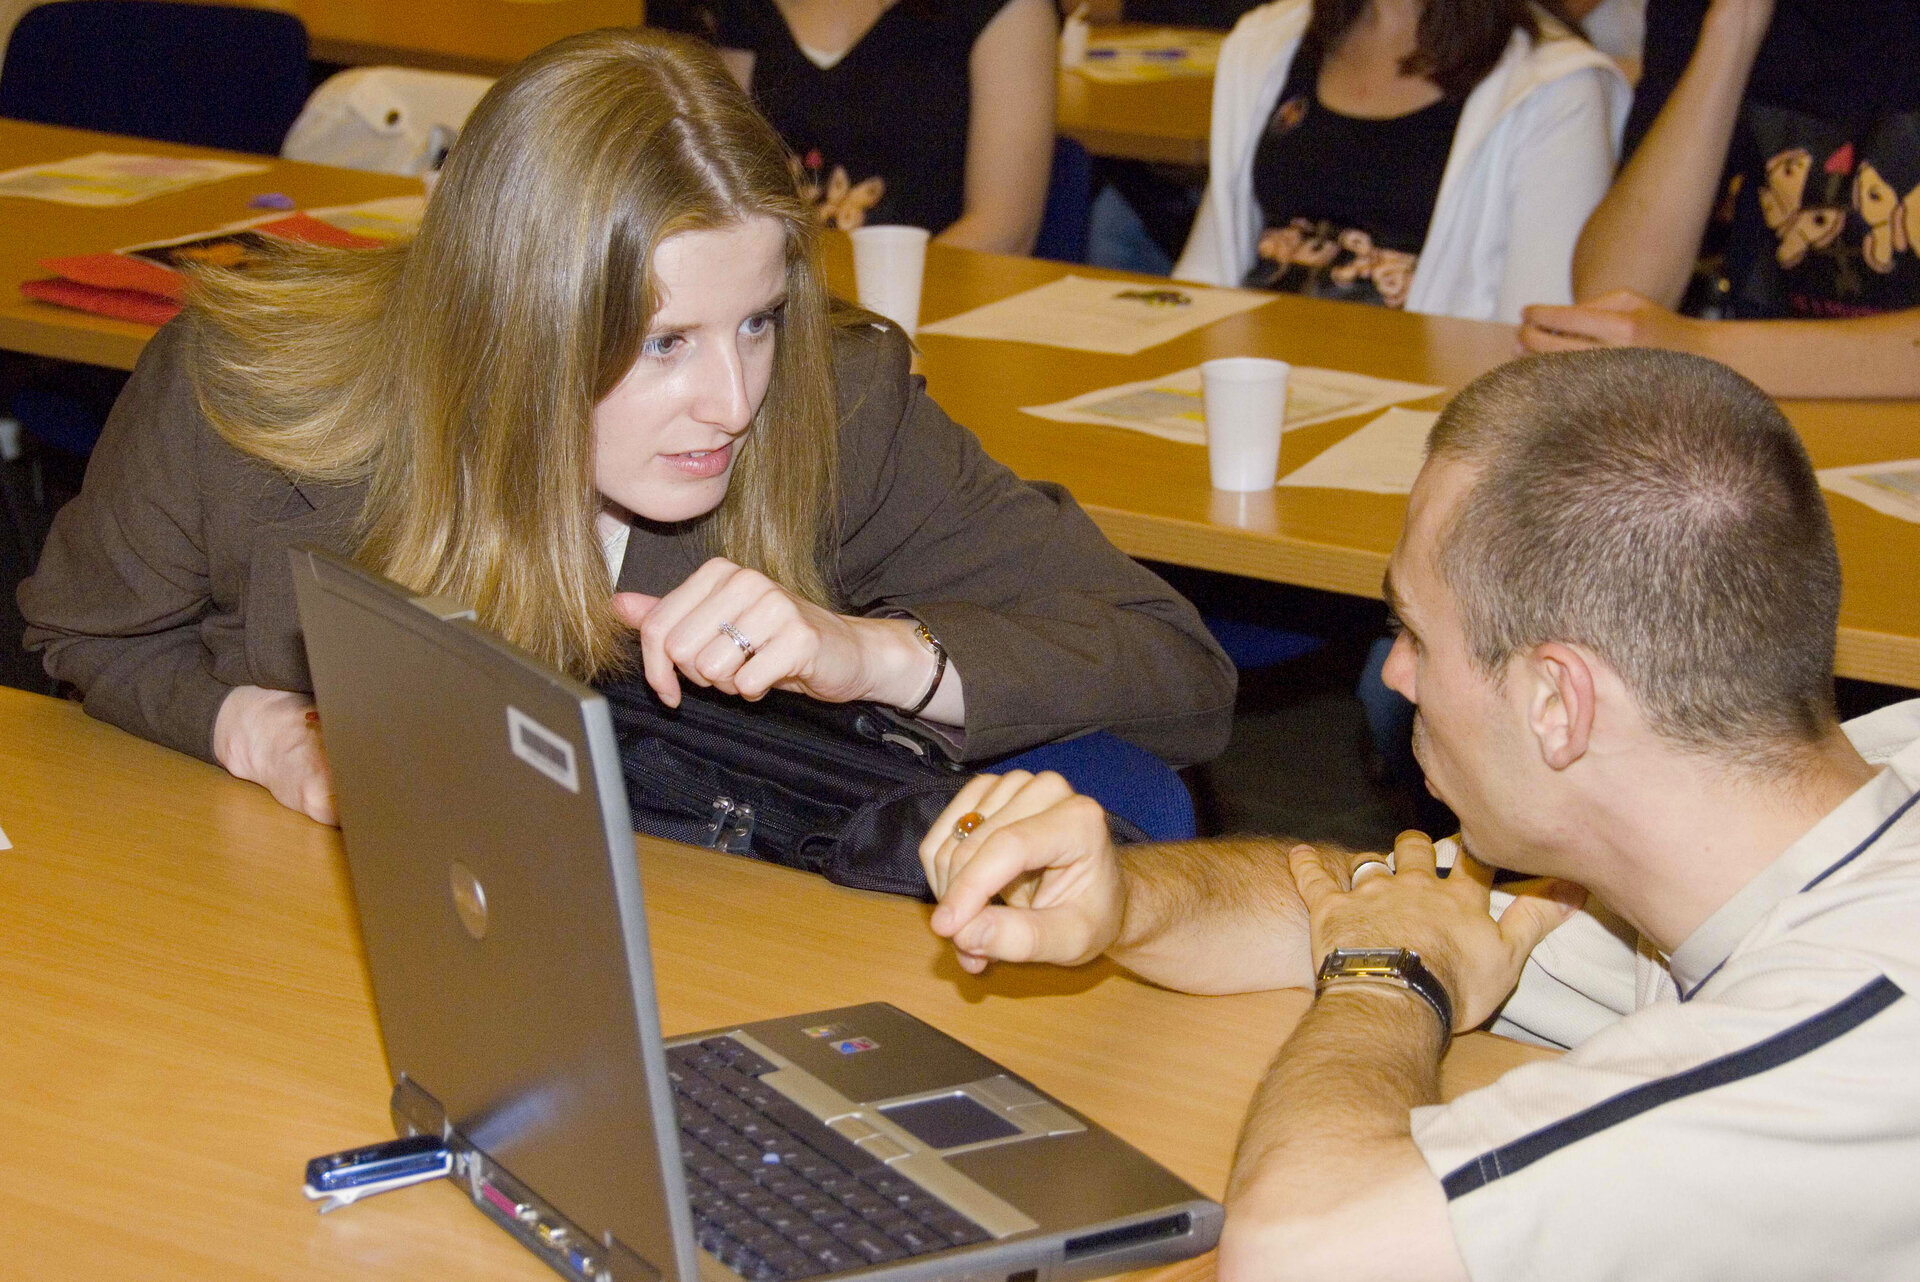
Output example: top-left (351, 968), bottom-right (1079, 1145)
top-left (642, 333), bottom-right (682, 358)
top-left (743, 308), bottom-right (782, 338)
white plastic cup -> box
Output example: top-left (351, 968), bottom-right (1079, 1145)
top-left (1059, 10), bottom-right (1090, 68)
top-left (1201, 357), bottom-right (1291, 491)
top-left (850, 224), bottom-right (930, 339)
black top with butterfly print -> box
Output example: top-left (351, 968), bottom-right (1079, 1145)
top-left (1628, 0), bottom-right (1920, 320)
top-left (1244, 42), bottom-right (1463, 310)
top-left (660, 0), bottom-right (1015, 235)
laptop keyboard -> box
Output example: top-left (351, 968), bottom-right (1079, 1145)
top-left (668, 1037), bottom-right (991, 1280)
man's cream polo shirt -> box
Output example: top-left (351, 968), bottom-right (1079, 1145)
top-left (1411, 700), bottom-right (1920, 1281)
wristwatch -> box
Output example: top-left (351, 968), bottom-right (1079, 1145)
top-left (897, 621), bottom-right (947, 719)
top-left (1315, 947), bottom-right (1454, 1036)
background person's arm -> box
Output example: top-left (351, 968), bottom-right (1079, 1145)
top-left (718, 46), bottom-right (755, 90)
top-left (1570, 0), bottom-right (1774, 305)
top-left (938, 0), bottom-right (1058, 254)
top-left (1520, 295), bottom-right (1920, 399)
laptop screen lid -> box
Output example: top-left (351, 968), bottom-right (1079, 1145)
top-left (291, 546), bottom-right (698, 1282)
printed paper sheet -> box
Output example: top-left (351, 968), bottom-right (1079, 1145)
top-left (0, 151), bottom-right (267, 206)
top-left (1818, 458), bottom-right (1920, 524)
top-left (1074, 28), bottom-right (1222, 83)
top-left (304, 195), bottom-right (427, 242)
top-left (919, 275), bottom-right (1273, 355)
top-left (1277, 408), bottom-right (1440, 494)
top-left (1023, 365), bottom-right (1443, 443)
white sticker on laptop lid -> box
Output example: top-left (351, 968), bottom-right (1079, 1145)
top-left (506, 707), bottom-right (579, 793)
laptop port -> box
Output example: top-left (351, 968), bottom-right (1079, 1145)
top-left (1062, 1213), bottom-right (1193, 1260)
top-left (478, 1179), bottom-right (525, 1221)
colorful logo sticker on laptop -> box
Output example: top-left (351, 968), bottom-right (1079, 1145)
top-left (801, 1024), bottom-right (847, 1040)
top-left (830, 1037), bottom-right (879, 1055)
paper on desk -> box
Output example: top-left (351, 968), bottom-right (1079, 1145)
top-left (304, 195), bottom-right (426, 242)
top-left (1278, 407), bottom-right (1440, 494)
top-left (1075, 28), bottom-right (1223, 82)
top-left (0, 821), bottom-right (9, 851)
top-left (1818, 458), bottom-right (1920, 524)
top-left (920, 275), bottom-right (1272, 355)
top-left (0, 151), bottom-right (267, 206)
top-left (1024, 365), bottom-right (1442, 443)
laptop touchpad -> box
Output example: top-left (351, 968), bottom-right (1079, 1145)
top-left (880, 1093), bottom-right (1021, 1150)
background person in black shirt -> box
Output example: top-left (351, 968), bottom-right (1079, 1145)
top-left (1521, 0), bottom-right (1920, 398)
top-left (657, 0), bottom-right (1058, 253)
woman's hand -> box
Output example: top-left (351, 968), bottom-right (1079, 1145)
top-left (612, 557), bottom-right (955, 716)
top-left (212, 685), bottom-right (337, 824)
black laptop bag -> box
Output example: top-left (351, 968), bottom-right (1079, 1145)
top-left (597, 680), bottom-right (1145, 900)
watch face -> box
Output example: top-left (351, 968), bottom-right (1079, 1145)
top-left (1320, 947), bottom-right (1413, 980)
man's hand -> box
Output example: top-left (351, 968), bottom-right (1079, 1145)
top-left (212, 685), bottom-right (337, 825)
top-left (1520, 290), bottom-right (1708, 362)
top-left (1289, 832), bottom-right (1585, 1033)
top-left (921, 771), bottom-right (1124, 973)
top-left (613, 557), bottom-right (948, 716)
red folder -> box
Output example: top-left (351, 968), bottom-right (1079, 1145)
top-left (21, 212), bottom-right (384, 328)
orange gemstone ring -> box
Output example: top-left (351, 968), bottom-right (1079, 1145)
top-left (952, 811), bottom-right (985, 841)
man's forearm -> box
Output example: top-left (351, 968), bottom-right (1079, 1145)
top-left (1219, 989), bottom-right (1464, 1282)
top-left (1572, 1), bottom-right (1771, 305)
top-left (1109, 838), bottom-right (1316, 994)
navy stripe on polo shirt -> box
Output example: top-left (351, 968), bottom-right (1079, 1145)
top-left (1441, 975), bottom-right (1905, 1200)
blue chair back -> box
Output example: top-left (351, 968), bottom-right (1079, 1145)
top-left (996, 730), bottom-right (1196, 841)
top-left (0, 1), bottom-right (310, 155)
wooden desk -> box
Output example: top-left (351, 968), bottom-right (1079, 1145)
top-left (829, 243), bottom-right (1920, 690)
top-left (4, 121), bottom-right (1913, 688)
top-left (178, 0), bottom-right (646, 76)
top-left (1056, 41), bottom-right (1213, 167)
top-left (0, 685), bottom-right (1544, 1279)
top-left (0, 120), bottom-right (421, 370)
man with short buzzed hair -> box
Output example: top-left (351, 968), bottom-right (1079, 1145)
top-left (917, 347), bottom-right (1920, 1282)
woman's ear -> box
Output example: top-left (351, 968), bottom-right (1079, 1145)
top-left (1524, 642), bottom-right (1595, 771)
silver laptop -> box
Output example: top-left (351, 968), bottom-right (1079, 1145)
top-left (290, 547), bottom-right (1222, 1282)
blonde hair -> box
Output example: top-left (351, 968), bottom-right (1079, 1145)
top-left (188, 28), bottom-right (839, 680)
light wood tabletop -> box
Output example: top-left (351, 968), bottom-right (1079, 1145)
top-left (819, 240), bottom-right (1920, 690)
top-left (0, 685), bottom-right (1548, 1279)
top-left (1056, 33), bottom-right (1214, 168)
top-left (4, 120), bottom-right (1914, 688)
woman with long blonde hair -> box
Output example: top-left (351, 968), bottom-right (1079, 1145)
top-left (20, 28), bottom-right (1232, 823)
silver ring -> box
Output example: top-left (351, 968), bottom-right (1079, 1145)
top-left (717, 621), bottom-right (756, 659)
top-left (1350, 859), bottom-right (1392, 887)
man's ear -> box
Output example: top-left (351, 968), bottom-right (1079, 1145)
top-left (1524, 643), bottom-right (1595, 771)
